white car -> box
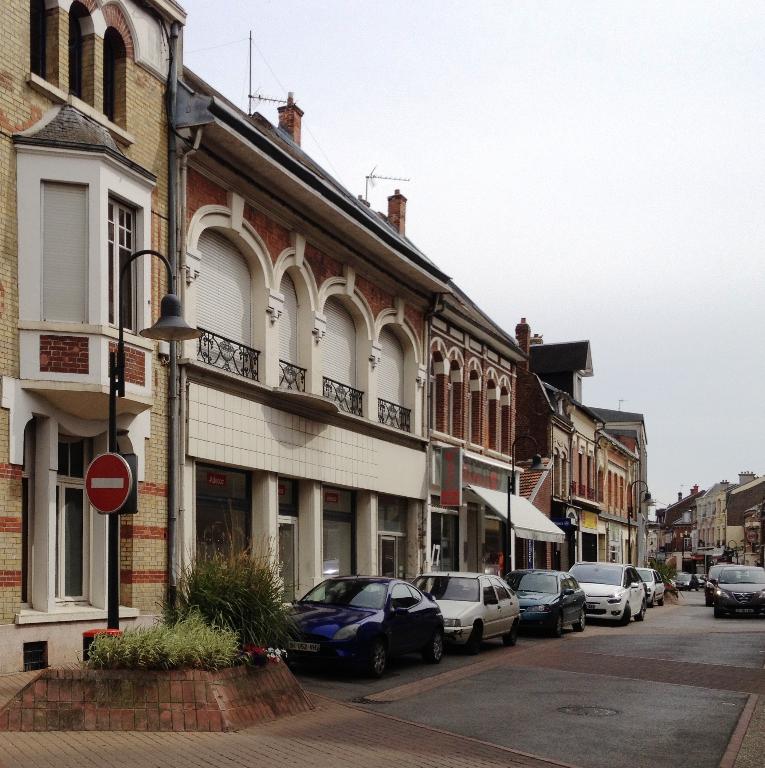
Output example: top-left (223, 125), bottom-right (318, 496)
top-left (413, 572), bottom-right (520, 653)
top-left (637, 567), bottom-right (665, 607)
top-left (568, 562), bottom-right (647, 624)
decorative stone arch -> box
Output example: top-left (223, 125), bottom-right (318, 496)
top-left (273, 247), bottom-right (319, 312)
top-left (319, 279), bottom-right (375, 344)
top-left (101, 1), bottom-right (136, 59)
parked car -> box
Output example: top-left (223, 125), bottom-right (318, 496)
top-left (289, 577), bottom-right (444, 677)
top-left (674, 572), bottom-right (700, 591)
top-left (637, 568), bottom-right (665, 607)
top-left (413, 572), bottom-right (520, 654)
top-left (506, 569), bottom-right (586, 636)
top-left (713, 566), bottom-right (765, 618)
top-left (568, 562), bottom-right (647, 624)
top-left (704, 565), bottom-right (726, 606)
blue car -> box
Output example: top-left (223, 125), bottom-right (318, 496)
top-left (288, 576), bottom-right (444, 677)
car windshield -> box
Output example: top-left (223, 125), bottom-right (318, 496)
top-left (413, 575), bottom-right (479, 602)
top-left (718, 568), bottom-right (765, 585)
top-left (300, 579), bottom-right (388, 609)
top-left (507, 573), bottom-right (559, 594)
top-left (676, 573), bottom-right (691, 582)
top-left (637, 569), bottom-right (654, 582)
top-left (569, 564), bottom-right (623, 586)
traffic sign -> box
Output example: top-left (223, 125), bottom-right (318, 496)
top-left (85, 453), bottom-right (133, 514)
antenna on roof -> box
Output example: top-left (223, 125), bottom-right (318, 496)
top-left (365, 166), bottom-right (411, 202)
top-left (618, 399), bottom-right (626, 411)
top-left (247, 31), bottom-right (289, 114)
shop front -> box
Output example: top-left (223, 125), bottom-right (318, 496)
top-left (580, 510), bottom-right (599, 562)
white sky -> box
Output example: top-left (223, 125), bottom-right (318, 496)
top-left (181, 1), bottom-right (765, 507)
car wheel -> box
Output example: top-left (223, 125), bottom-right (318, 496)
top-left (713, 607), bottom-right (725, 619)
top-left (422, 629), bottom-right (444, 664)
top-left (550, 611), bottom-right (564, 637)
top-left (619, 603), bottom-right (632, 626)
top-left (466, 622), bottom-right (483, 655)
top-left (573, 607), bottom-right (586, 632)
top-left (502, 618), bottom-right (519, 646)
top-left (367, 638), bottom-right (387, 678)
top-left (658, 596), bottom-right (665, 606)
top-left (648, 594), bottom-right (655, 608)
top-left (634, 599), bottom-right (646, 622)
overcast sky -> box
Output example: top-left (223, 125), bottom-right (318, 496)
top-left (181, 1), bottom-right (765, 507)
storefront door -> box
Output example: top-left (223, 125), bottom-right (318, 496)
top-left (431, 511), bottom-right (459, 571)
top-left (322, 488), bottom-right (355, 577)
top-left (278, 519), bottom-right (298, 601)
top-left (380, 535), bottom-right (397, 577)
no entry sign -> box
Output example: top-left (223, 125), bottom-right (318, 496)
top-left (85, 453), bottom-right (133, 514)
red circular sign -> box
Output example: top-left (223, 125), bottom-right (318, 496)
top-left (85, 453), bottom-right (132, 514)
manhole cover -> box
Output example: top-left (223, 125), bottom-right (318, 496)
top-left (558, 705), bottom-right (619, 717)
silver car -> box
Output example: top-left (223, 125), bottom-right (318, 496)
top-left (637, 568), bottom-right (665, 607)
top-left (413, 572), bottom-right (520, 654)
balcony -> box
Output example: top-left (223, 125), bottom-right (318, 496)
top-left (322, 377), bottom-right (363, 416)
top-left (378, 398), bottom-right (411, 432)
top-left (279, 360), bottom-right (307, 392)
top-left (197, 328), bottom-right (259, 381)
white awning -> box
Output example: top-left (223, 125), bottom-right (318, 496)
top-left (464, 484), bottom-right (565, 544)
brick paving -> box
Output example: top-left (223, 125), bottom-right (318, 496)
top-left (0, 695), bottom-right (573, 768)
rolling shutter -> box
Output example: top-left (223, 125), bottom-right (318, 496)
top-left (196, 230), bottom-right (251, 345)
top-left (322, 298), bottom-right (355, 386)
top-left (279, 273), bottom-right (298, 363)
top-left (378, 328), bottom-right (404, 404)
top-left (42, 182), bottom-right (88, 322)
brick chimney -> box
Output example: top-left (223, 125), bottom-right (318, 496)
top-left (277, 92), bottom-right (304, 146)
top-left (691, 484), bottom-right (699, 495)
top-left (387, 189), bottom-right (406, 235)
top-left (678, 491), bottom-right (682, 502)
top-left (515, 318), bottom-right (531, 371)
top-left (738, 471), bottom-right (756, 486)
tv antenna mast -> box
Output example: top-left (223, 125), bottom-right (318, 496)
top-left (618, 399), bottom-right (626, 411)
top-left (365, 166), bottom-right (411, 202)
top-left (247, 31), bottom-right (287, 115)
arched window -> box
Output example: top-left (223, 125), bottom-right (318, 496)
top-left (378, 327), bottom-right (404, 407)
top-left (103, 28), bottom-right (127, 124)
top-left (500, 385), bottom-right (511, 454)
top-left (468, 369), bottom-right (481, 444)
top-left (487, 380), bottom-right (498, 451)
top-left (279, 273), bottom-right (299, 365)
top-left (449, 360), bottom-right (463, 438)
top-left (560, 453), bottom-right (568, 497)
top-left (430, 351), bottom-right (448, 433)
top-left (30, 0), bottom-right (46, 78)
top-left (323, 297), bottom-right (356, 386)
top-left (68, 2), bottom-right (89, 98)
top-left (197, 230), bottom-right (252, 344)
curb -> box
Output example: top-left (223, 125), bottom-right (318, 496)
top-left (719, 693), bottom-right (758, 768)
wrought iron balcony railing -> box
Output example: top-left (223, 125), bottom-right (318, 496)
top-left (279, 360), bottom-right (307, 392)
top-left (197, 328), bottom-right (259, 381)
top-left (322, 376), bottom-right (363, 416)
top-left (378, 398), bottom-right (411, 432)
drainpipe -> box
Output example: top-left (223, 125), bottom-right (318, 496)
top-left (167, 21), bottom-right (180, 607)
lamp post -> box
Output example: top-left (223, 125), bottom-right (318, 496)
top-left (627, 479), bottom-right (650, 566)
top-left (507, 435), bottom-right (545, 573)
top-left (107, 249), bottom-right (199, 631)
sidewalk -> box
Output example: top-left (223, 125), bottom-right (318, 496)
top-left (0, 691), bottom-right (573, 768)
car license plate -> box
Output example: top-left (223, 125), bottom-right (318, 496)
top-left (586, 603), bottom-right (598, 609)
top-left (736, 609), bottom-right (755, 614)
top-left (288, 640), bottom-right (320, 652)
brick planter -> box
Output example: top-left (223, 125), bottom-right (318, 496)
top-left (0, 663), bottom-right (313, 732)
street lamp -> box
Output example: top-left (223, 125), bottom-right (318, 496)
top-left (107, 249), bottom-right (199, 630)
top-left (507, 435), bottom-right (545, 573)
top-left (627, 479), bottom-right (650, 566)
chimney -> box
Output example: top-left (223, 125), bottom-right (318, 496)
top-left (738, 471), bottom-right (756, 486)
top-left (530, 333), bottom-right (544, 345)
top-left (277, 92), bottom-right (304, 146)
top-left (691, 484), bottom-right (699, 495)
top-left (515, 317), bottom-right (531, 370)
top-left (678, 491), bottom-right (682, 502)
top-left (357, 194), bottom-right (371, 208)
top-left (387, 189), bottom-right (407, 235)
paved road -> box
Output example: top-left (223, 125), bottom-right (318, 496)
top-left (296, 591), bottom-right (765, 768)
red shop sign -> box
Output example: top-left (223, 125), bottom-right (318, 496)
top-left (441, 447), bottom-right (463, 507)
top-left (206, 472), bottom-right (227, 488)
top-left (324, 491), bottom-right (339, 504)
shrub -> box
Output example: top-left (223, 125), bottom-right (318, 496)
top-left (166, 547), bottom-right (296, 649)
top-left (87, 613), bottom-right (239, 670)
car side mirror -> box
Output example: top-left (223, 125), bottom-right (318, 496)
top-left (395, 606), bottom-right (408, 616)
top-left (563, 588), bottom-right (575, 596)
top-left (631, 581), bottom-right (640, 588)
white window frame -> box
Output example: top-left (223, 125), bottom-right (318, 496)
top-left (108, 197), bottom-right (139, 332)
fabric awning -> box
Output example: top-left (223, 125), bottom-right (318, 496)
top-left (464, 484), bottom-right (565, 544)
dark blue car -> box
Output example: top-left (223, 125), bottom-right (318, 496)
top-left (506, 569), bottom-right (587, 637)
top-left (288, 576), bottom-right (444, 677)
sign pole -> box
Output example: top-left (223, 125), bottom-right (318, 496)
top-left (107, 347), bottom-right (121, 630)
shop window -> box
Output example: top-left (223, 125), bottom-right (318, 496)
top-left (108, 199), bottom-right (138, 332)
top-left (30, 0), bottom-right (46, 78)
top-left (42, 182), bottom-right (88, 323)
top-left (379, 495), bottom-right (407, 578)
top-left (278, 478), bottom-right (298, 601)
top-left (103, 28), bottom-right (127, 125)
top-left (322, 488), bottom-right (354, 577)
top-left (431, 509), bottom-right (459, 572)
top-left (195, 465), bottom-right (251, 557)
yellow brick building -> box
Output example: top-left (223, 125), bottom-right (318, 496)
top-left (0, 0), bottom-right (185, 673)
